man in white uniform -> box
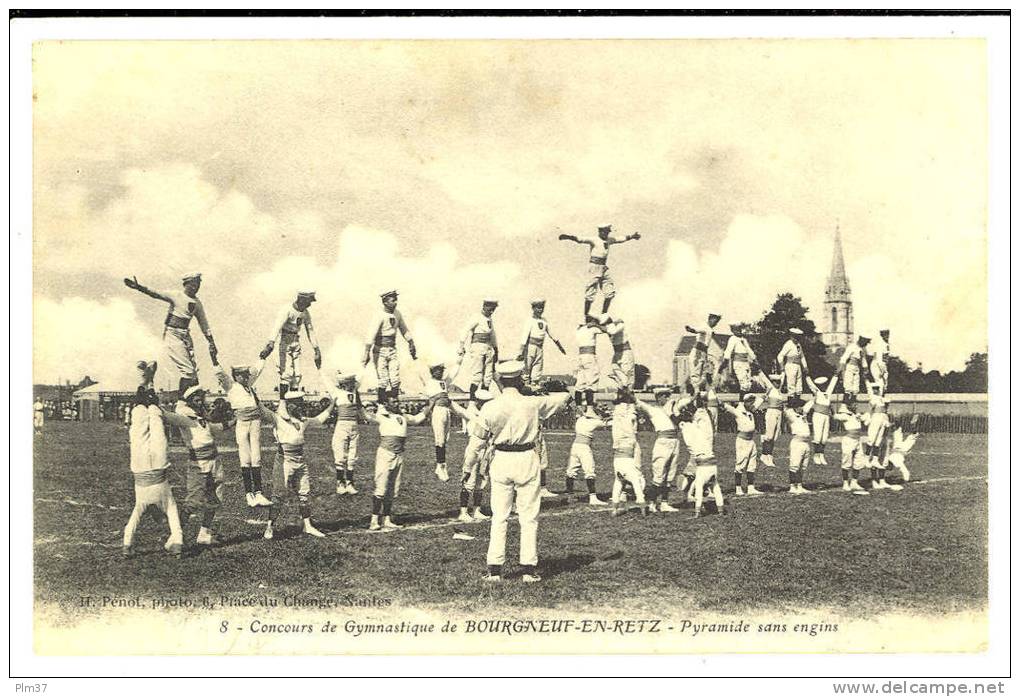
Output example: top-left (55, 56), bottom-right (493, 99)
top-left (603, 315), bottom-right (636, 389)
top-left (776, 328), bottom-right (809, 394)
top-left (685, 313), bottom-right (721, 389)
top-left (363, 290), bottom-right (416, 402)
top-left (33, 398), bottom-right (45, 434)
top-left (868, 329), bottom-right (892, 396)
top-left (638, 391), bottom-right (682, 512)
top-left (783, 395), bottom-right (815, 495)
top-left (718, 324), bottom-right (757, 395)
top-left (610, 390), bottom-right (649, 517)
top-left (864, 388), bottom-right (902, 491)
top-left (459, 299), bottom-right (499, 400)
top-left (518, 299), bottom-right (565, 386)
top-left (675, 396), bottom-right (727, 519)
top-left (884, 414), bottom-right (920, 484)
top-left (259, 390), bottom-right (335, 539)
top-left (558, 224), bottom-right (641, 317)
top-left (124, 272), bottom-right (218, 395)
top-left (564, 406), bottom-right (610, 506)
top-left (832, 402), bottom-right (870, 495)
top-left (363, 396), bottom-right (436, 531)
top-left (472, 361), bottom-right (571, 583)
top-left (451, 390), bottom-right (495, 521)
top-left (325, 370), bottom-right (364, 495)
top-left (122, 362), bottom-right (184, 558)
top-left (420, 358), bottom-right (462, 483)
top-left (839, 336), bottom-right (870, 398)
top-left (574, 315), bottom-right (604, 410)
top-left (213, 356), bottom-right (271, 508)
top-left (723, 393), bottom-right (765, 496)
top-left (162, 386), bottom-right (228, 547)
top-left (261, 290), bottom-right (321, 399)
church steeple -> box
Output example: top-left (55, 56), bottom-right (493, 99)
top-left (822, 223), bottom-right (853, 347)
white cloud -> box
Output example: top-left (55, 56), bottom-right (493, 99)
top-left (33, 296), bottom-right (163, 388)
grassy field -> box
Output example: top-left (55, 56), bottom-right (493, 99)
top-left (33, 420), bottom-right (987, 619)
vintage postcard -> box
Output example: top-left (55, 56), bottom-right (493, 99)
top-left (15, 14), bottom-right (1007, 670)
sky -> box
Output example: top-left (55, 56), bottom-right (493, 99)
top-left (32, 39), bottom-right (988, 391)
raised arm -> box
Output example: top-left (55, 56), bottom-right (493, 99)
top-left (557, 233), bottom-right (588, 245)
top-left (307, 398), bottom-right (335, 427)
top-left (260, 307), bottom-right (289, 359)
top-left (213, 363), bottom-right (233, 392)
top-left (607, 231), bottom-right (641, 245)
top-left (159, 408), bottom-right (195, 429)
top-left (538, 392), bottom-right (572, 420)
top-left (123, 277), bottom-right (173, 304)
top-left (721, 402), bottom-right (740, 417)
top-left (755, 371), bottom-right (776, 392)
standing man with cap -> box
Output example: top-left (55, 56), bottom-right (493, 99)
top-left (260, 290), bottom-right (321, 399)
top-left (839, 336), bottom-right (870, 399)
top-left (363, 290), bottom-right (416, 402)
top-left (574, 315), bottom-right (604, 411)
top-left (259, 388), bottom-right (335, 539)
top-left (212, 355), bottom-right (271, 508)
top-left (564, 403), bottom-right (610, 506)
top-left (777, 328), bottom-right (809, 394)
top-left (868, 329), bottom-right (892, 396)
top-left (603, 314), bottom-right (636, 389)
top-left (124, 272), bottom-right (217, 395)
top-left (723, 393), bottom-right (766, 496)
top-left (640, 390), bottom-right (683, 513)
top-left (685, 313), bottom-right (722, 389)
top-left (363, 395), bottom-right (437, 531)
top-left (518, 299), bottom-right (565, 386)
top-left (324, 370), bottom-right (364, 495)
top-left (558, 224), bottom-right (641, 317)
top-left (472, 360), bottom-right (571, 582)
top-left (451, 390), bottom-right (496, 521)
top-left (161, 384), bottom-right (228, 548)
top-left (459, 299), bottom-right (499, 400)
top-left (419, 357), bottom-right (463, 483)
top-left (718, 324), bottom-right (758, 395)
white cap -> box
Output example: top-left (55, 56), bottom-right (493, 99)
top-left (182, 385), bottom-right (205, 400)
top-left (429, 360), bottom-right (445, 370)
top-left (483, 298), bottom-right (499, 306)
top-left (296, 290), bottom-right (316, 302)
top-left (495, 360), bottom-right (524, 379)
top-left (334, 370), bottom-right (356, 384)
top-left (380, 289), bottom-right (398, 300)
top-left (814, 376), bottom-right (829, 386)
top-left (474, 388), bottom-right (493, 401)
top-left (284, 389), bottom-right (306, 400)
top-left (182, 272), bottom-right (202, 283)
top-left (530, 298), bottom-right (546, 306)
top-left (789, 327), bottom-right (804, 335)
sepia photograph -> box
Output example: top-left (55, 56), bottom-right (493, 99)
top-left (11, 10), bottom-right (1011, 681)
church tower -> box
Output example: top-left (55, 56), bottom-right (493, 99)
top-left (822, 224), bottom-right (853, 348)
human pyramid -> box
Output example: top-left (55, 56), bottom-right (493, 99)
top-left (119, 225), bottom-right (920, 581)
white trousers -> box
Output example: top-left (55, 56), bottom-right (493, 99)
top-left (331, 420), bottom-right (359, 467)
top-left (566, 443), bottom-right (596, 479)
top-left (431, 406), bottom-right (451, 447)
top-left (235, 418), bottom-right (262, 468)
top-left (123, 480), bottom-right (183, 548)
top-left (612, 456), bottom-right (646, 504)
top-left (524, 344), bottom-right (544, 384)
top-left (693, 464), bottom-right (724, 510)
top-left (487, 450), bottom-right (541, 567)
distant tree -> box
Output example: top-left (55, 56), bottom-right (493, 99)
top-left (634, 364), bottom-right (651, 390)
top-left (959, 352), bottom-right (988, 392)
top-left (744, 293), bottom-right (834, 379)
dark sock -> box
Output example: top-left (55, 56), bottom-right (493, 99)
top-left (585, 390), bottom-right (594, 407)
top-left (472, 489), bottom-right (483, 508)
top-left (585, 478), bottom-right (596, 494)
top-left (279, 383), bottom-right (289, 400)
top-left (251, 467), bottom-right (263, 493)
top-left (435, 445), bottom-right (446, 465)
top-left (488, 564), bottom-right (502, 577)
top-left (746, 472), bottom-right (756, 487)
top-left (584, 299), bottom-right (592, 317)
top-left (382, 498), bottom-right (393, 516)
top-left (521, 564), bottom-right (537, 577)
top-left (299, 502), bottom-right (311, 520)
top-left (842, 469), bottom-right (850, 482)
top-left (240, 467), bottom-right (254, 494)
top-left (601, 297), bottom-right (611, 313)
top-left (459, 489), bottom-right (470, 508)
top-left (682, 475), bottom-right (695, 493)
top-left (540, 471), bottom-right (547, 488)
top-left (574, 391), bottom-right (583, 407)
top-left (469, 384), bottom-right (478, 401)
top-left (346, 469), bottom-right (355, 487)
top-left (372, 497), bottom-right (383, 515)
top-left (565, 477), bottom-right (575, 493)
top-left (762, 440), bottom-right (773, 455)
top-left (201, 509), bottom-right (216, 528)
top-left (734, 472), bottom-right (742, 490)
top-left (336, 467), bottom-right (346, 484)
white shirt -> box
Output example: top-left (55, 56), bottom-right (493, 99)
top-left (611, 403), bottom-right (638, 449)
top-left (214, 363), bottom-right (266, 414)
top-left (165, 290), bottom-right (212, 336)
top-left (868, 337), bottom-right (891, 363)
top-left (891, 428), bottom-right (918, 454)
top-left (365, 309), bottom-right (411, 347)
top-left (462, 314), bottom-right (497, 349)
top-left (574, 414), bottom-right (607, 440)
top-left (785, 408), bottom-right (813, 437)
top-left (579, 236), bottom-right (613, 263)
top-left (840, 344), bottom-right (866, 369)
top-left (271, 304), bottom-right (317, 348)
top-left (474, 388), bottom-right (569, 447)
top-left (576, 324), bottom-right (601, 351)
top-left (270, 401), bottom-right (332, 447)
top-left (777, 339), bottom-right (805, 366)
top-left (688, 325), bottom-right (715, 361)
top-left (638, 400), bottom-right (675, 433)
top-left (605, 321), bottom-right (630, 355)
top-left (164, 403), bottom-right (217, 452)
top-left (680, 411), bottom-right (714, 461)
top-left (327, 378), bottom-right (362, 422)
top-left (723, 336), bottom-right (755, 363)
top-left (520, 316), bottom-right (552, 351)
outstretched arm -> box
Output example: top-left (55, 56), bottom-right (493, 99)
top-left (557, 233), bottom-right (586, 244)
top-left (260, 308), bottom-right (288, 360)
top-left (123, 277), bottom-right (173, 304)
top-left (608, 232), bottom-right (641, 245)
